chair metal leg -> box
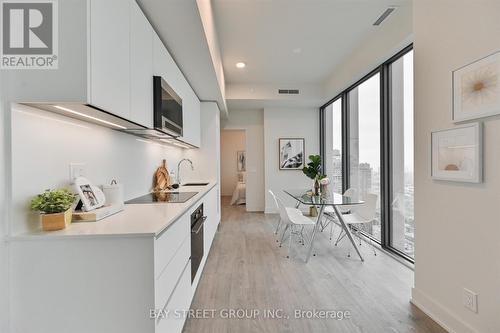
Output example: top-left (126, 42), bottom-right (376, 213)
top-left (367, 227), bottom-right (377, 256)
top-left (274, 217), bottom-right (282, 236)
top-left (334, 229), bottom-right (346, 246)
top-left (320, 218), bottom-right (329, 232)
top-left (333, 205), bottom-right (364, 261)
top-left (306, 205), bottom-right (325, 262)
top-left (279, 224), bottom-right (289, 247)
top-left (287, 225), bottom-right (294, 258)
top-left (329, 220), bottom-right (334, 240)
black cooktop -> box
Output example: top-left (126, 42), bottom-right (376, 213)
top-left (125, 191), bottom-right (198, 204)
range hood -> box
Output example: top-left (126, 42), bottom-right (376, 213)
top-left (21, 102), bottom-right (196, 148)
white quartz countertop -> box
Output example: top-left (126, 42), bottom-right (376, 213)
top-left (10, 182), bottom-right (217, 240)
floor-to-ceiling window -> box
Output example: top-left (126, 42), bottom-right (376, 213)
top-left (324, 98), bottom-right (343, 194)
top-left (348, 73), bottom-right (381, 241)
top-left (389, 50), bottom-right (414, 258)
top-left (320, 45), bottom-right (414, 261)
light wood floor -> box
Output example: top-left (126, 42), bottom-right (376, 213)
top-left (183, 197), bottom-right (446, 333)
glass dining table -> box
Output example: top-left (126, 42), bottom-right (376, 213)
top-left (283, 189), bottom-right (365, 262)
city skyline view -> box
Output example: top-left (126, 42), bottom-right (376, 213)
top-left (326, 50), bottom-right (414, 258)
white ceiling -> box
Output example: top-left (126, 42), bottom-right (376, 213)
top-left (137, 0), bottom-right (412, 113)
top-left (138, 0), bottom-right (227, 114)
top-left (213, 0), bottom-right (412, 85)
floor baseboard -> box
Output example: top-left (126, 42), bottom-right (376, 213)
top-left (411, 288), bottom-right (478, 333)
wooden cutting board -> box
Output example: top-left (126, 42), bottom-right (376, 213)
top-left (154, 159), bottom-right (171, 192)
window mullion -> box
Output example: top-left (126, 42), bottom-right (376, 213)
top-left (342, 92), bottom-right (349, 193)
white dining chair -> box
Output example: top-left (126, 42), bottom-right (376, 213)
top-left (268, 190), bottom-right (303, 237)
top-left (275, 195), bottom-right (315, 258)
top-left (335, 193), bottom-right (378, 256)
top-left (323, 188), bottom-right (357, 240)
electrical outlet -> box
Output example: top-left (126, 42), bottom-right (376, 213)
top-left (69, 163), bottom-right (86, 184)
top-left (463, 288), bottom-right (478, 313)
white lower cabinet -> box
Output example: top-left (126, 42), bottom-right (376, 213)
top-left (204, 185), bottom-right (220, 254)
top-left (9, 185), bottom-right (219, 333)
top-left (155, 233), bottom-right (190, 310)
top-left (154, 212), bottom-right (190, 279)
top-left (156, 261), bottom-right (192, 333)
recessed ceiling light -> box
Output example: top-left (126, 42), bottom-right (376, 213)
top-left (236, 62), bottom-right (246, 69)
top-left (292, 48), bottom-right (302, 54)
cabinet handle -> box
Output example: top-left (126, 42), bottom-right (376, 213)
top-left (192, 216), bottom-right (207, 234)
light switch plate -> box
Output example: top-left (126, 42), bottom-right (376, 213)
top-left (463, 288), bottom-right (478, 313)
top-left (69, 163), bottom-right (86, 184)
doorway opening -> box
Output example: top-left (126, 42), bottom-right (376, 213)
top-left (220, 129), bottom-right (247, 207)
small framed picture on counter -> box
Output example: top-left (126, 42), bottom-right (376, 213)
top-left (74, 177), bottom-right (106, 211)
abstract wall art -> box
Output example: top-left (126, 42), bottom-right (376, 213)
top-left (279, 138), bottom-right (305, 170)
top-left (237, 151), bottom-right (246, 172)
top-left (431, 123), bottom-right (482, 183)
top-left (453, 51), bottom-right (500, 122)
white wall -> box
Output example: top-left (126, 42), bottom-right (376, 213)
top-left (220, 130), bottom-right (245, 196)
top-left (323, 5), bottom-right (413, 100)
top-left (183, 102), bottom-right (221, 225)
top-left (263, 107), bottom-right (319, 213)
top-left (412, 1), bottom-right (500, 332)
top-left (10, 104), bottom-right (184, 235)
top-left (222, 109), bottom-right (265, 211)
top-left (184, 102), bottom-right (220, 184)
top-left (0, 74), bottom-right (9, 333)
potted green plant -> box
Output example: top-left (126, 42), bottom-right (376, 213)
top-left (30, 189), bottom-right (77, 231)
top-left (302, 154), bottom-right (323, 196)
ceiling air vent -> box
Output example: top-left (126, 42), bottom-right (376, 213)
top-left (373, 7), bottom-right (396, 26)
top-left (278, 89), bottom-right (300, 95)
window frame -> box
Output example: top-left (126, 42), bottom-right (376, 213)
top-left (319, 44), bottom-right (414, 263)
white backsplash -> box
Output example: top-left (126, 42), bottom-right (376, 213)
top-left (11, 104), bottom-right (185, 234)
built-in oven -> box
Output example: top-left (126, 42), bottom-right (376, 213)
top-left (190, 203), bottom-right (206, 283)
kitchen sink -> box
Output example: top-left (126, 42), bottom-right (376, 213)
top-left (182, 182), bottom-right (209, 186)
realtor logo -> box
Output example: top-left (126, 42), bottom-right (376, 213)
top-left (1, 0), bottom-right (58, 69)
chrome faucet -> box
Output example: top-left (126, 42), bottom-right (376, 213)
top-left (177, 158), bottom-right (194, 185)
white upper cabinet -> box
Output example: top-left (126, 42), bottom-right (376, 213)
top-left (152, 34), bottom-right (201, 147)
top-left (130, 1), bottom-right (153, 128)
top-left (89, 0), bottom-right (131, 119)
top-left (152, 34), bottom-right (168, 81)
top-left (181, 85), bottom-right (201, 147)
top-left (16, 0), bottom-right (201, 146)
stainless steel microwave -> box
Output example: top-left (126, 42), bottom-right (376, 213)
top-left (153, 76), bottom-right (183, 137)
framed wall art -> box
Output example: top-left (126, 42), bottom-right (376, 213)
top-left (279, 138), bottom-right (305, 170)
top-left (431, 123), bottom-right (482, 183)
top-left (237, 151), bottom-right (246, 172)
top-left (453, 51), bottom-right (500, 122)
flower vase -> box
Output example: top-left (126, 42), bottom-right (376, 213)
top-left (313, 179), bottom-right (320, 196)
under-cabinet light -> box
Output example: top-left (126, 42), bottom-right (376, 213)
top-left (53, 105), bottom-right (127, 129)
